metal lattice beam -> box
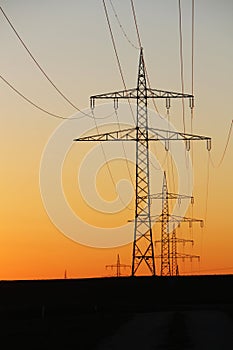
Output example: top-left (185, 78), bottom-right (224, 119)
top-left (153, 173), bottom-right (202, 276)
top-left (170, 228), bottom-right (195, 276)
top-left (74, 127), bottom-right (211, 146)
top-left (106, 254), bottom-right (130, 277)
top-left (160, 172), bottom-right (171, 275)
top-left (90, 87), bottom-right (193, 108)
top-left (132, 49), bottom-right (155, 275)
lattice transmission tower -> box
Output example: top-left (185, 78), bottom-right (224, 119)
top-left (170, 226), bottom-right (200, 276)
top-left (74, 48), bottom-right (211, 276)
top-left (106, 254), bottom-right (131, 277)
top-left (154, 172), bottom-right (202, 276)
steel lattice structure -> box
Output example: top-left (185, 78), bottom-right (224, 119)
top-left (154, 172), bottom-right (202, 276)
top-left (74, 48), bottom-right (211, 276)
top-left (106, 254), bottom-right (131, 277)
top-left (170, 228), bottom-right (199, 276)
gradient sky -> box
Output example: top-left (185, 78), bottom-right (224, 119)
top-left (0, 0), bottom-right (232, 280)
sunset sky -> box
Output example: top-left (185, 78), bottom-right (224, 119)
top-left (0, 0), bottom-right (232, 280)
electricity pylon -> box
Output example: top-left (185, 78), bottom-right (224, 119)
top-left (170, 226), bottom-right (199, 276)
top-left (74, 47), bottom-right (211, 276)
top-left (154, 172), bottom-right (202, 276)
top-left (106, 254), bottom-right (131, 277)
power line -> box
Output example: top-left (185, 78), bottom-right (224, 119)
top-left (178, 0), bottom-right (186, 134)
top-left (102, 0), bottom-right (136, 198)
top-left (102, 0), bottom-right (135, 124)
top-left (204, 152), bottom-right (211, 224)
top-left (0, 74), bottom-right (66, 120)
top-left (191, 0), bottom-right (195, 108)
top-left (130, 1), bottom-right (161, 116)
top-left (91, 109), bottom-right (133, 211)
top-left (178, 0), bottom-right (192, 196)
top-left (145, 66), bottom-right (161, 117)
top-left (130, 0), bottom-right (142, 49)
top-left (210, 120), bottom-right (233, 168)
top-left (114, 109), bottom-right (135, 187)
top-left (167, 109), bottom-right (176, 193)
top-left (0, 73), bottom-right (113, 121)
top-left (128, 1), bottom-right (165, 176)
top-left (102, 0), bottom-right (127, 93)
top-left (130, 0), bottom-right (175, 195)
top-left (190, 0), bottom-right (195, 162)
top-left (0, 0), bottom-right (135, 208)
top-left (109, 0), bottom-right (139, 50)
top-left (0, 5), bottom-right (96, 119)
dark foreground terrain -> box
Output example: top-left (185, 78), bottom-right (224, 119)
top-left (0, 275), bottom-right (233, 349)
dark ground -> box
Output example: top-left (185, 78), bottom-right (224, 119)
top-left (0, 275), bottom-right (233, 349)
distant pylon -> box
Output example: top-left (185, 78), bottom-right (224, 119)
top-left (105, 254), bottom-right (131, 277)
top-left (74, 48), bottom-right (211, 276)
top-left (154, 172), bottom-right (202, 276)
top-left (170, 226), bottom-right (199, 276)
top-left (64, 269), bottom-right (67, 279)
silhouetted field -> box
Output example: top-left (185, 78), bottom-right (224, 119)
top-left (0, 275), bottom-right (232, 349)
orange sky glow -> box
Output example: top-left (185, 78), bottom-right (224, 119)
top-left (0, 0), bottom-right (232, 280)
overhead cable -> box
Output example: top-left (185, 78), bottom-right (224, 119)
top-left (130, 0), bottom-right (142, 48)
top-left (0, 74), bottom-right (112, 121)
top-left (130, 0), bottom-right (160, 116)
top-left (0, 74), bottom-right (67, 120)
top-left (210, 120), bottom-right (233, 168)
top-left (101, 0), bottom-right (136, 191)
top-left (178, 0), bottom-right (186, 134)
top-left (102, 0), bottom-right (135, 124)
top-left (0, 5), bottom-right (97, 119)
top-left (109, 0), bottom-right (139, 50)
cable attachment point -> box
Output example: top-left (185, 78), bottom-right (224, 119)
top-left (114, 98), bottom-right (118, 110)
top-left (185, 139), bottom-right (191, 151)
top-left (90, 98), bottom-right (95, 110)
top-left (207, 139), bottom-right (211, 151)
top-left (189, 97), bottom-right (194, 109)
top-left (165, 140), bottom-right (169, 151)
top-left (166, 97), bottom-right (171, 111)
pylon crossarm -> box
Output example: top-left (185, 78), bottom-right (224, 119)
top-left (90, 88), bottom-right (138, 107)
top-left (105, 265), bottom-right (115, 269)
top-left (148, 214), bottom-right (204, 227)
top-left (155, 237), bottom-right (193, 244)
top-left (120, 264), bottom-right (131, 268)
top-left (128, 214), bottom-right (160, 223)
top-left (148, 193), bottom-right (193, 201)
top-left (73, 127), bottom-right (137, 142)
top-left (90, 88), bottom-right (193, 110)
top-left (176, 253), bottom-right (200, 261)
top-left (74, 127), bottom-right (211, 152)
top-left (147, 88), bottom-right (193, 99)
top-left (148, 127), bottom-right (211, 144)
top-left (171, 215), bottom-right (204, 226)
top-left (106, 264), bottom-right (130, 268)
top-left (154, 240), bottom-right (161, 245)
top-left (174, 238), bottom-right (194, 244)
